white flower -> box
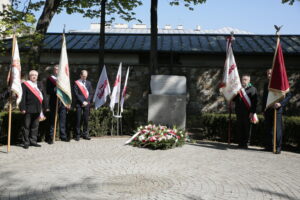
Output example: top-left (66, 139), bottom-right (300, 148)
top-left (138, 135), bottom-right (145, 141)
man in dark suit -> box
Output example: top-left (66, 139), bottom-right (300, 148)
top-left (234, 74), bottom-right (258, 149)
top-left (46, 65), bottom-right (69, 144)
top-left (20, 70), bottom-right (46, 149)
top-left (262, 69), bottom-right (292, 154)
top-left (74, 70), bottom-right (93, 141)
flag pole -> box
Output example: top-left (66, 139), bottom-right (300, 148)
top-left (116, 87), bottom-right (121, 136)
top-left (273, 109), bottom-right (277, 153)
top-left (53, 25), bottom-right (66, 142)
top-left (228, 101), bottom-right (232, 145)
top-left (272, 25), bottom-right (281, 154)
top-left (53, 98), bottom-right (59, 142)
top-left (227, 32), bottom-right (234, 146)
top-left (7, 34), bottom-right (16, 153)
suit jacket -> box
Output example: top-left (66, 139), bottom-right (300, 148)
top-left (46, 76), bottom-right (57, 108)
top-left (0, 89), bottom-right (9, 110)
top-left (234, 85), bottom-right (258, 115)
top-left (19, 81), bottom-right (47, 113)
top-left (73, 80), bottom-right (93, 106)
top-left (263, 82), bottom-right (292, 114)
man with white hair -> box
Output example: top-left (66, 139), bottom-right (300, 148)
top-left (20, 70), bottom-right (46, 149)
top-left (233, 74), bottom-right (258, 149)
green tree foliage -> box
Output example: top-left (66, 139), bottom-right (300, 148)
top-left (0, 0), bottom-right (142, 69)
top-left (281, 0), bottom-right (300, 5)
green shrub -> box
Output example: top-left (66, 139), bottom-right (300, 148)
top-left (192, 113), bottom-right (300, 149)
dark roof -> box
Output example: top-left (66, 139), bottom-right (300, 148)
top-left (8, 33), bottom-right (300, 55)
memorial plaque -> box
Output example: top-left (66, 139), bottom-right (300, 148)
top-left (148, 94), bottom-right (186, 129)
top-left (150, 75), bottom-right (186, 95)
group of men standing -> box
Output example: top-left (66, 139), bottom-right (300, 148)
top-left (1, 66), bottom-right (291, 153)
top-left (19, 67), bottom-right (93, 149)
top-left (234, 69), bottom-right (291, 154)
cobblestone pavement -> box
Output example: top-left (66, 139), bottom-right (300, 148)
top-left (0, 138), bottom-right (300, 200)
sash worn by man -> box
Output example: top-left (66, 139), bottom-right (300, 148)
top-left (20, 70), bottom-right (47, 149)
top-left (73, 70), bottom-right (93, 141)
top-left (233, 74), bottom-right (257, 149)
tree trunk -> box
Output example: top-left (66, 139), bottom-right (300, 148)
top-left (150, 0), bottom-right (158, 75)
top-left (29, 0), bottom-right (61, 70)
top-left (36, 0), bottom-right (61, 35)
top-left (99, 0), bottom-right (106, 75)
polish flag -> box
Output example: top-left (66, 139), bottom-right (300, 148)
top-left (109, 63), bottom-right (122, 111)
top-left (93, 65), bottom-right (111, 109)
top-left (266, 37), bottom-right (290, 109)
top-left (219, 36), bottom-right (242, 101)
top-left (120, 67), bottom-right (130, 113)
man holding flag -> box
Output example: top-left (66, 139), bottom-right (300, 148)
top-left (55, 32), bottom-right (72, 143)
top-left (220, 35), bottom-right (258, 147)
top-left (46, 65), bottom-right (69, 144)
top-left (263, 34), bottom-right (292, 154)
top-left (233, 74), bottom-right (258, 148)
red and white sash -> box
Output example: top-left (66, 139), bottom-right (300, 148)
top-left (75, 80), bottom-right (89, 100)
top-left (239, 88), bottom-right (258, 123)
top-left (23, 81), bottom-right (43, 104)
top-left (48, 75), bottom-right (57, 86)
top-left (239, 88), bottom-right (251, 110)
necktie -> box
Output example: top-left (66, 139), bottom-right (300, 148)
top-left (82, 80), bottom-right (86, 86)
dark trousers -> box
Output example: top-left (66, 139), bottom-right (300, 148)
top-left (75, 105), bottom-right (90, 138)
top-left (264, 109), bottom-right (283, 151)
top-left (22, 113), bottom-right (40, 145)
top-left (48, 104), bottom-right (67, 140)
top-left (236, 111), bottom-right (251, 146)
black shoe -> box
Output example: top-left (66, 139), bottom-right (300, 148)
top-left (82, 136), bottom-right (91, 140)
top-left (46, 139), bottom-right (53, 145)
top-left (75, 137), bottom-right (80, 141)
top-left (60, 138), bottom-right (70, 142)
top-left (30, 143), bottom-right (41, 147)
top-left (275, 148), bottom-right (281, 154)
top-left (23, 144), bottom-right (29, 149)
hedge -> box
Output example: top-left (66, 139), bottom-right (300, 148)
top-left (189, 113), bottom-right (300, 150)
top-left (1, 110), bottom-right (299, 150)
top-left (0, 107), bottom-right (135, 145)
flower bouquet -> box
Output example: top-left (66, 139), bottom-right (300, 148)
top-left (128, 124), bottom-right (186, 150)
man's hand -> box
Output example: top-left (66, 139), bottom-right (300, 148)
top-left (249, 113), bottom-right (254, 119)
top-left (21, 110), bottom-right (26, 114)
top-left (274, 103), bottom-right (281, 109)
top-left (82, 101), bottom-right (88, 107)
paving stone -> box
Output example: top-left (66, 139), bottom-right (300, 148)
top-left (0, 138), bottom-right (299, 200)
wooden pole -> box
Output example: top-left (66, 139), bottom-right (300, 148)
top-left (116, 101), bottom-right (120, 136)
top-left (7, 96), bottom-right (12, 153)
top-left (228, 101), bottom-right (232, 145)
top-left (7, 35), bottom-right (16, 153)
top-left (52, 98), bottom-right (59, 142)
top-left (273, 109), bottom-right (277, 153)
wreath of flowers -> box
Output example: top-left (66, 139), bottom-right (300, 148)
top-left (129, 124), bottom-right (186, 150)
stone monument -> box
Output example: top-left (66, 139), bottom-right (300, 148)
top-left (148, 75), bottom-right (186, 129)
